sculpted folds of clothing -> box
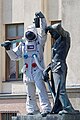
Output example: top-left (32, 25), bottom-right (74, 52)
top-left (52, 35), bottom-right (70, 63)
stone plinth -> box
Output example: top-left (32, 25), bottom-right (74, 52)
top-left (12, 113), bottom-right (80, 120)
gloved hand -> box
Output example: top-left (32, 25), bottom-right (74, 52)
top-left (1, 41), bottom-right (11, 50)
top-left (35, 11), bottom-right (45, 18)
top-left (43, 71), bottom-right (49, 82)
top-left (45, 26), bottom-right (52, 34)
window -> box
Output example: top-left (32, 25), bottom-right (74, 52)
top-left (5, 24), bottom-right (24, 80)
top-left (1, 112), bottom-right (17, 120)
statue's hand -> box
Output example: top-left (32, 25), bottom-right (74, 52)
top-left (43, 71), bottom-right (49, 82)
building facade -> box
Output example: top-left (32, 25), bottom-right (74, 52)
top-left (0, 0), bottom-right (80, 119)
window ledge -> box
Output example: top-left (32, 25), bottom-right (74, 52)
top-left (2, 79), bottom-right (23, 83)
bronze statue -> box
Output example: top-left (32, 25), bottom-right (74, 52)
top-left (43, 23), bottom-right (75, 114)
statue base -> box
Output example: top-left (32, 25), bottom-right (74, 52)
top-left (12, 112), bottom-right (80, 120)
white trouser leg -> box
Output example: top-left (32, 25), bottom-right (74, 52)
top-left (26, 82), bottom-right (39, 113)
top-left (35, 79), bottom-right (51, 112)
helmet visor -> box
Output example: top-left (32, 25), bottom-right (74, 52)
top-left (25, 31), bottom-right (36, 41)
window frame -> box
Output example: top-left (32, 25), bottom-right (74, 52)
top-left (1, 112), bottom-right (17, 120)
top-left (5, 23), bottom-right (24, 81)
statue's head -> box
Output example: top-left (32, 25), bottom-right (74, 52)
top-left (46, 23), bottom-right (61, 40)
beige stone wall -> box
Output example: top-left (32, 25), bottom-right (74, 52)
top-left (24, 0), bottom-right (42, 29)
top-left (0, 98), bottom-right (26, 115)
top-left (2, 82), bottom-right (26, 94)
top-left (46, 0), bottom-right (62, 21)
top-left (0, 0), bottom-right (6, 88)
top-left (0, 0), bottom-right (2, 92)
top-left (0, 0), bottom-right (80, 113)
top-left (0, 90), bottom-right (80, 115)
top-left (67, 88), bottom-right (80, 110)
top-left (0, 0), bottom-right (80, 86)
top-left (3, 0), bottom-right (24, 24)
top-left (0, 0), bottom-right (80, 89)
top-left (61, 0), bottom-right (80, 86)
top-left (46, 0), bottom-right (80, 87)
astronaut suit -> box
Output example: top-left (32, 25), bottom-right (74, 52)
top-left (5, 12), bottom-right (51, 116)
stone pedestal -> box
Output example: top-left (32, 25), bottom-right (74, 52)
top-left (12, 113), bottom-right (80, 120)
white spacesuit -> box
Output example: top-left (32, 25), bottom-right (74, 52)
top-left (6, 12), bottom-right (51, 116)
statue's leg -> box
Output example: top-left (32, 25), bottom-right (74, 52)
top-left (58, 63), bottom-right (74, 114)
top-left (51, 72), bottom-right (63, 113)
